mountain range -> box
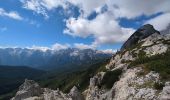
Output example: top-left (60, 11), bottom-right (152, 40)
top-left (0, 48), bottom-right (112, 70)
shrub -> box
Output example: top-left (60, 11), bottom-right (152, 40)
top-left (154, 82), bottom-right (164, 90)
top-left (101, 69), bottom-right (122, 89)
top-left (129, 50), bottom-right (170, 81)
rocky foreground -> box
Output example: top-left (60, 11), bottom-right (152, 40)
top-left (12, 24), bottom-right (170, 100)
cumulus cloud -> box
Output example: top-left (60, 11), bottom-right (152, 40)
top-left (21, 0), bottom-right (170, 18)
top-left (29, 45), bottom-right (50, 52)
top-left (21, 0), bottom-right (106, 18)
top-left (21, 0), bottom-right (49, 18)
top-left (67, 0), bottom-right (107, 17)
top-left (0, 8), bottom-right (23, 20)
top-left (74, 43), bottom-right (96, 50)
top-left (63, 0), bottom-right (170, 46)
top-left (107, 0), bottom-right (170, 19)
top-left (51, 43), bottom-right (70, 50)
top-left (145, 13), bottom-right (170, 31)
top-left (27, 43), bottom-right (70, 51)
top-left (21, 0), bottom-right (68, 18)
top-left (64, 12), bottom-right (135, 46)
top-left (101, 49), bottom-right (117, 54)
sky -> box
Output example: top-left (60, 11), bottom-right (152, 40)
top-left (0, 0), bottom-right (170, 52)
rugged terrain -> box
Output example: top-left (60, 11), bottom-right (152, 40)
top-left (11, 24), bottom-right (170, 100)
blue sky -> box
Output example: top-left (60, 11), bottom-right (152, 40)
top-left (0, 0), bottom-right (170, 52)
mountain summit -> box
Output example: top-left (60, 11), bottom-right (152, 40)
top-left (121, 24), bottom-right (160, 51)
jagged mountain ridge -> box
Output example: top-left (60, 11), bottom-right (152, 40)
top-left (0, 48), bottom-right (112, 70)
top-left (12, 24), bottom-right (170, 100)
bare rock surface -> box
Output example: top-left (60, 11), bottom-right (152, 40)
top-left (11, 80), bottom-right (83, 100)
top-left (11, 79), bottom-right (43, 100)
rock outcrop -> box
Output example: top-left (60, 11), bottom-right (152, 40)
top-left (121, 24), bottom-right (160, 51)
top-left (11, 79), bottom-right (43, 100)
top-left (69, 86), bottom-right (84, 100)
top-left (11, 79), bottom-right (83, 100)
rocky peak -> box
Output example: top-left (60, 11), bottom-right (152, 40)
top-left (69, 86), bottom-right (84, 100)
top-left (19, 79), bottom-right (40, 91)
top-left (121, 24), bottom-right (160, 51)
top-left (11, 79), bottom-right (43, 100)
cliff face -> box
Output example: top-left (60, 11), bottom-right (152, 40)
top-left (12, 25), bottom-right (170, 100)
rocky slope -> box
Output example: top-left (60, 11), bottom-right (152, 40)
top-left (12, 24), bottom-right (170, 100)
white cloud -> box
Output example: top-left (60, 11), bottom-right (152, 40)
top-left (52, 43), bottom-right (70, 50)
top-left (101, 49), bottom-right (117, 54)
top-left (107, 0), bottom-right (170, 19)
top-left (21, 0), bottom-right (68, 18)
top-left (145, 13), bottom-right (170, 31)
top-left (67, 0), bottom-right (107, 17)
top-left (21, 0), bottom-right (106, 18)
top-left (63, 0), bottom-right (170, 47)
top-left (26, 43), bottom-right (70, 51)
top-left (0, 8), bottom-right (23, 20)
top-left (42, 0), bottom-right (67, 10)
top-left (66, 0), bottom-right (170, 19)
top-left (29, 45), bottom-right (50, 52)
top-left (21, 0), bottom-right (49, 18)
top-left (74, 43), bottom-right (96, 50)
top-left (21, 0), bottom-right (170, 19)
top-left (64, 12), bottom-right (135, 46)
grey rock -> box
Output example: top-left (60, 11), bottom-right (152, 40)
top-left (69, 86), bottom-right (84, 100)
top-left (121, 24), bottom-right (160, 51)
top-left (160, 82), bottom-right (170, 100)
top-left (11, 79), bottom-right (43, 100)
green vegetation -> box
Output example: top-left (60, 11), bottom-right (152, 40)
top-left (101, 69), bottom-right (122, 89)
top-left (39, 59), bottom-right (110, 93)
top-left (0, 65), bottom-right (45, 100)
top-left (129, 49), bottom-right (170, 83)
top-left (0, 91), bottom-right (16, 100)
top-left (154, 82), bottom-right (165, 90)
top-left (162, 39), bottom-right (170, 45)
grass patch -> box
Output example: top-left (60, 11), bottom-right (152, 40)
top-left (129, 50), bottom-right (170, 83)
top-left (39, 59), bottom-right (110, 93)
top-left (101, 69), bottom-right (122, 89)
